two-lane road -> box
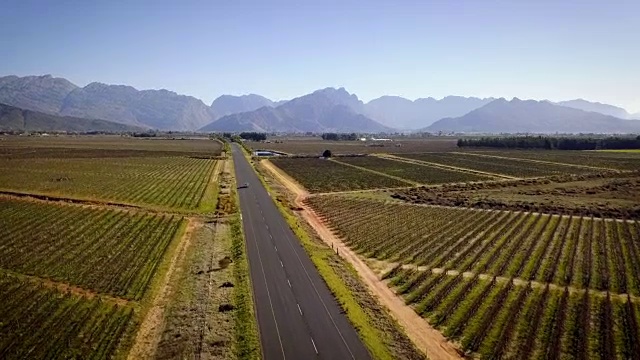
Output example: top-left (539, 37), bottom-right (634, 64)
top-left (231, 144), bottom-right (371, 360)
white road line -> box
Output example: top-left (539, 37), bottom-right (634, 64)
top-left (276, 222), bottom-right (356, 359)
top-left (274, 245), bottom-right (278, 252)
top-left (297, 303), bottom-right (303, 315)
top-left (311, 338), bottom-right (318, 354)
top-left (287, 279), bottom-right (292, 287)
top-left (242, 196), bottom-right (286, 360)
top-left (280, 260), bottom-right (284, 267)
top-left (269, 234), bottom-right (273, 239)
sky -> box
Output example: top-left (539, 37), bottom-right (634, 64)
top-left (1, 0), bottom-right (639, 113)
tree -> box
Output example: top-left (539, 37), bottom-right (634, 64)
top-left (322, 149), bottom-right (332, 158)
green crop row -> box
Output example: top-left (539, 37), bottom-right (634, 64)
top-left (0, 198), bottom-right (183, 300)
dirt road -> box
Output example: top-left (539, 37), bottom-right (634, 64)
top-left (261, 159), bottom-right (462, 360)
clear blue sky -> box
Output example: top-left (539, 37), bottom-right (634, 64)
top-left (1, 0), bottom-right (638, 112)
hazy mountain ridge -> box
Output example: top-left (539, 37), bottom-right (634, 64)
top-left (556, 99), bottom-right (632, 119)
top-left (211, 94), bottom-right (280, 117)
top-left (363, 95), bottom-right (494, 129)
top-left (0, 103), bottom-right (143, 132)
top-left (0, 75), bottom-right (78, 114)
top-left (0, 75), bottom-right (215, 131)
top-left (426, 98), bottom-right (640, 134)
top-left (201, 87), bottom-right (390, 133)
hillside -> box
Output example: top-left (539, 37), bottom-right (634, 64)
top-left (0, 75), bottom-right (78, 114)
top-left (201, 87), bottom-right (390, 133)
top-left (557, 99), bottom-right (631, 119)
top-left (363, 95), bottom-right (493, 129)
top-left (426, 98), bottom-right (640, 134)
top-left (0, 103), bottom-right (143, 132)
top-left (0, 75), bottom-right (215, 131)
top-left (211, 94), bottom-right (284, 117)
top-left (60, 83), bottom-right (215, 130)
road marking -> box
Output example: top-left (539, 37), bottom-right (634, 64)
top-left (287, 279), bottom-right (291, 287)
top-left (280, 261), bottom-right (284, 267)
top-left (311, 338), bottom-right (318, 354)
top-left (269, 234), bottom-right (273, 239)
top-left (274, 245), bottom-right (278, 251)
top-left (277, 222), bottom-right (356, 359)
top-left (297, 303), bottom-right (303, 315)
top-left (241, 196), bottom-right (287, 360)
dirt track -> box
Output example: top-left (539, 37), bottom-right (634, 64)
top-left (261, 159), bottom-right (462, 360)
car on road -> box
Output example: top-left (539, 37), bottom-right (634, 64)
top-left (238, 182), bottom-right (249, 189)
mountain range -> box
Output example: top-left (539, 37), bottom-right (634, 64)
top-left (0, 103), bottom-right (143, 132)
top-left (427, 98), bottom-right (640, 133)
top-left (0, 74), bottom-right (638, 133)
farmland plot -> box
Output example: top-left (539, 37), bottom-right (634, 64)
top-left (398, 152), bottom-right (597, 177)
top-left (0, 198), bottom-right (184, 300)
top-left (0, 273), bottom-right (134, 360)
top-left (269, 157), bottom-right (410, 192)
top-left (0, 156), bottom-right (217, 210)
top-left (306, 195), bottom-right (640, 357)
top-left (336, 156), bottom-right (490, 184)
top-left (463, 149), bottom-right (640, 171)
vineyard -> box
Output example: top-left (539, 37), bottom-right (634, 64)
top-left (398, 152), bottom-right (597, 177)
top-left (269, 157), bottom-right (410, 192)
top-left (250, 137), bottom-right (458, 155)
top-left (306, 195), bottom-right (640, 357)
top-left (462, 149), bottom-right (640, 171)
top-left (335, 156), bottom-right (491, 184)
top-left (0, 273), bottom-right (135, 360)
top-left (0, 156), bottom-right (218, 210)
top-left (0, 198), bottom-right (183, 300)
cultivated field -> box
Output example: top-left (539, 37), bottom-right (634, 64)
top-left (336, 156), bottom-right (491, 184)
top-left (250, 137), bottom-right (458, 155)
top-left (0, 273), bottom-right (134, 360)
top-left (462, 149), bottom-right (640, 171)
top-left (0, 198), bottom-right (183, 300)
top-left (393, 171), bottom-right (640, 219)
top-left (306, 195), bottom-right (640, 358)
top-left (0, 137), bottom-right (222, 210)
top-left (0, 135), bottom-right (236, 359)
top-left (269, 157), bottom-right (410, 192)
top-left (398, 152), bottom-right (598, 178)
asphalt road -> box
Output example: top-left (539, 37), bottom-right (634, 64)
top-left (231, 144), bottom-right (372, 360)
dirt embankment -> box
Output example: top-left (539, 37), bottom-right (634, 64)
top-left (261, 159), bottom-right (462, 360)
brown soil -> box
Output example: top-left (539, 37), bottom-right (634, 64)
top-left (261, 159), bottom-right (463, 360)
top-left (127, 217), bottom-right (200, 360)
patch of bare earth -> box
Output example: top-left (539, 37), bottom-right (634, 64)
top-left (260, 159), bottom-right (461, 360)
top-left (153, 221), bottom-right (236, 360)
top-left (127, 217), bottom-right (199, 360)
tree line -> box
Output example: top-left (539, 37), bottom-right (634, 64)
top-left (321, 133), bottom-right (358, 141)
top-left (457, 136), bottom-right (640, 150)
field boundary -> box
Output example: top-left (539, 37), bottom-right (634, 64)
top-left (378, 153), bottom-right (516, 180)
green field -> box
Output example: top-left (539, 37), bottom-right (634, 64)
top-left (269, 157), bottom-right (410, 192)
top-left (0, 198), bottom-right (183, 300)
top-left (251, 137), bottom-right (458, 155)
top-left (0, 273), bottom-right (135, 360)
top-left (335, 156), bottom-right (491, 184)
top-left (463, 149), bottom-right (640, 171)
top-left (398, 152), bottom-right (598, 177)
top-left (307, 195), bottom-right (640, 358)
